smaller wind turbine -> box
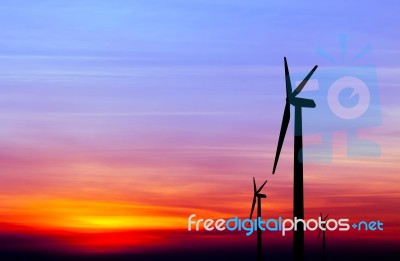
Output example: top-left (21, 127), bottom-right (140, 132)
top-left (250, 177), bottom-right (268, 261)
top-left (318, 213), bottom-right (329, 261)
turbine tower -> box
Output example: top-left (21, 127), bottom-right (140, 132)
top-left (272, 57), bottom-right (318, 261)
top-left (250, 177), bottom-right (267, 261)
top-left (318, 213), bottom-right (329, 261)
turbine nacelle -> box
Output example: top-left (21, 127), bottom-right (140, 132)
top-left (288, 97), bottom-right (316, 108)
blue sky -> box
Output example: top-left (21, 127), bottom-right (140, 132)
top-left (0, 1), bottom-right (398, 64)
top-left (0, 0), bottom-right (398, 155)
top-left (0, 0), bottom-right (398, 175)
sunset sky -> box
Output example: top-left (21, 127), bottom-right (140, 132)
top-left (0, 0), bottom-right (399, 258)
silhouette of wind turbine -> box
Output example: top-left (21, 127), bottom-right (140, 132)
top-left (250, 177), bottom-right (267, 261)
top-left (272, 57), bottom-right (318, 261)
top-left (318, 213), bottom-right (329, 261)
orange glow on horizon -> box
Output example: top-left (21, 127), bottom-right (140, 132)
top-left (0, 196), bottom-right (191, 232)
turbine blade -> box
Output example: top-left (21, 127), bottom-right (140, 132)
top-left (324, 214), bottom-right (329, 221)
top-left (272, 101), bottom-right (290, 174)
top-left (253, 177), bottom-right (257, 194)
top-left (293, 65), bottom-right (318, 97)
top-left (291, 97), bottom-right (316, 108)
top-left (250, 196), bottom-right (256, 219)
top-left (257, 179), bottom-right (268, 194)
top-left (284, 57), bottom-right (293, 98)
top-left (318, 228), bottom-right (321, 240)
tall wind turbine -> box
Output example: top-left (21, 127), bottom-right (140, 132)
top-left (272, 57), bottom-right (318, 261)
top-left (318, 213), bottom-right (329, 261)
top-left (250, 177), bottom-right (267, 261)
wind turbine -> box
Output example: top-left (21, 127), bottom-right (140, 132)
top-left (318, 213), bottom-right (329, 261)
top-left (250, 177), bottom-right (268, 261)
top-left (272, 57), bottom-right (318, 261)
